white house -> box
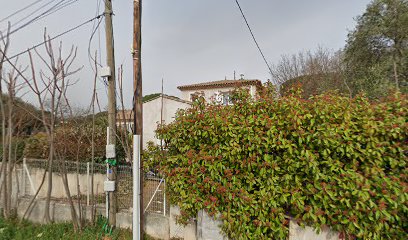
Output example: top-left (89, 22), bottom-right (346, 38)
top-left (177, 79), bottom-right (262, 104)
top-left (118, 79), bottom-right (262, 149)
top-left (117, 94), bottom-right (191, 149)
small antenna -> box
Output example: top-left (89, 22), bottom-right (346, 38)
top-left (234, 71), bottom-right (236, 80)
top-left (160, 77), bottom-right (164, 149)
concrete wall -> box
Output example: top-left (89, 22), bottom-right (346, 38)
top-left (143, 97), bottom-right (191, 149)
top-left (2, 164), bottom-right (340, 240)
top-left (289, 221), bottom-right (340, 240)
top-left (25, 166), bottom-right (105, 199)
top-left (2, 193), bottom-right (341, 240)
top-left (0, 165), bottom-right (24, 209)
top-left (11, 197), bottom-right (170, 240)
top-left (194, 213), bottom-right (341, 240)
top-left (169, 206), bottom-right (197, 240)
top-left (196, 210), bottom-right (226, 240)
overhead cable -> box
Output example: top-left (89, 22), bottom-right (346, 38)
top-left (1, 0), bottom-right (80, 39)
top-left (233, 0), bottom-right (273, 78)
top-left (7, 13), bottom-right (104, 60)
top-left (0, 0), bottom-right (46, 24)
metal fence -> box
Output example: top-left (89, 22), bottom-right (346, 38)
top-left (21, 158), bottom-right (168, 215)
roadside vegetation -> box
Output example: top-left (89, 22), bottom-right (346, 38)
top-left (0, 216), bottom-right (132, 240)
top-left (155, 87), bottom-right (407, 239)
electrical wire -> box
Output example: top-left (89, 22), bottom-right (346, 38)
top-left (88, 16), bottom-right (104, 69)
top-left (1, 0), bottom-right (80, 39)
top-left (7, 13), bottom-right (105, 60)
top-left (88, 0), bottom-right (122, 104)
top-left (233, 0), bottom-right (273, 77)
top-left (0, 0), bottom-right (46, 24)
top-left (87, 0), bottom-right (107, 91)
top-left (29, 0), bottom-right (80, 26)
top-left (8, 0), bottom-right (61, 29)
top-left (97, 0), bottom-right (102, 65)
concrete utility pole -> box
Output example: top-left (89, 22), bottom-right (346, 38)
top-left (132, 0), bottom-right (143, 239)
top-left (104, 0), bottom-right (117, 226)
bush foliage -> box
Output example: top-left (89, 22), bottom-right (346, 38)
top-left (23, 132), bottom-right (49, 159)
top-left (156, 87), bottom-right (407, 239)
top-left (0, 216), bottom-right (131, 240)
top-left (23, 113), bottom-right (129, 163)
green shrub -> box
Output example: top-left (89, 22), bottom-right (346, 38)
top-left (23, 132), bottom-right (49, 159)
top-left (23, 114), bottom-right (129, 164)
top-left (0, 216), bottom-right (132, 240)
top-left (156, 88), bottom-right (407, 239)
top-left (0, 137), bottom-right (26, 162)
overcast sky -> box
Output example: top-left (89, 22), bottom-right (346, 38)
top-left (0, 0), bottom-right (371, 110)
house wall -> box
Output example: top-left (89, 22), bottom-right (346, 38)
top-left (143, 97), bottom-right (191, 149)
top-left (180, 85), bottom-right (256, 102)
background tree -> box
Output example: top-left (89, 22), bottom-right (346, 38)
top-left (271, 47), bottom-right (350, 98)
top-left (344, 0), bottom-right (408, 97)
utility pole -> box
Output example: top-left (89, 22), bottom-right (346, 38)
top-left (132, 0), bottom-right (143, 239)
top-left (104, 0), bottom-right (117, 226)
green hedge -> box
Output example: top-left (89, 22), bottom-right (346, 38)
top-left (156, 88), bottom-right (407, 239)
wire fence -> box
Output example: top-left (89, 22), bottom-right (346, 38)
top-left (21, 158), bottom-right (168, 215)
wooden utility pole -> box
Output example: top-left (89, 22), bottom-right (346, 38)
top-left (133, 0), bottom-right (143, 238)
top-left (104, 0), bottom-right (117, 226)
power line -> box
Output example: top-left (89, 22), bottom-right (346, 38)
top-left (87, 16), bottom-right (104, 67)
top-left (87, 0), bottom-right (107, 91)
top-left (13, 0), bottom-right (78, 33)
top-left (30, 0), bottom-right (80, 25)
top-left (7, 13), bottom-right (104, 60)
top-left (0, 0), bottom-right (46, 24)
top-left (6, 0), bottom-right (61, 29)
top-left (88, 0), bottom-right (104, 69)
top-left (1, 0), bottom-right (79, 39)
top-left (233, 0), bottom-right (273, 76)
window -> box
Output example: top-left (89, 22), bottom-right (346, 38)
top-left (190, 93), bottom-right (199, 102)
top-left (222, 92), bottom-right (231, 105)
top-left (190, 91), bottom-right (204, 102)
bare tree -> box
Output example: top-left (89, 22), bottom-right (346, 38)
top-left (0, 25), bottom-right (41, 219)
top-left (89, 51), bottom-right (100, 224)
top-left (4, 62), bottom-right (28, 215)
top-left (117, 64), bottom-right (132, 162)
top-left (0, 25), bottom-right (18, 219)
top-left (270, 46), bottom-right (351, 97)
top-left (26, 38), bottom-right (81, 225)
top-left (3, 34), bottom-right (83, 227)
top-left (0, 25), bottom-right (10, 218)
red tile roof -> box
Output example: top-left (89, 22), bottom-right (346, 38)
top-left (177, 79), bottom-right (262, 91)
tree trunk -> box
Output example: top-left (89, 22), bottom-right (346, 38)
top-left (44, 132), bottom-right (54, 223)
top-left (6, 99), bottom-right (13, 214)
top-left (21, 165), bottom-right (47, 221)
top-left (0, 99), bottom-right (9, 218)
top-left (393, 60), bottom-right (399, 90)
top-left (59, 159), bottom-right (80, 231)
top-left (76, 146), bottom-right (83, 230)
